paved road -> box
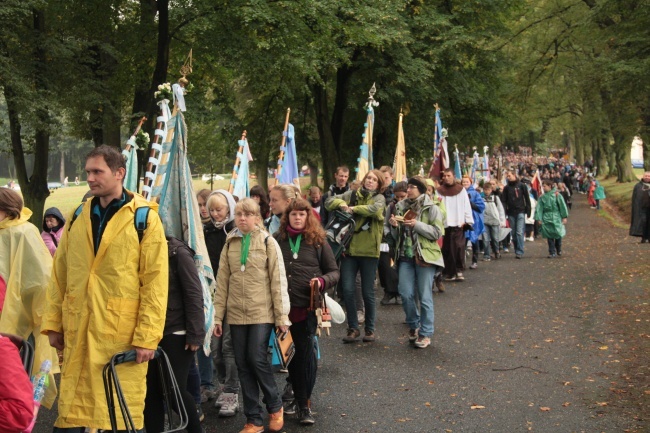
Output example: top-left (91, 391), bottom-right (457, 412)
top-left (34, 194), bottom-right (648, 432)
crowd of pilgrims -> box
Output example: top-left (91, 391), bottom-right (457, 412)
top-left (1, 153), bottom-right (608, 433)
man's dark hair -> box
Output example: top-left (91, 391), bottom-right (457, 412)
top-left (86, 145), bottom-right (126, 173)
top-left (443, 168), bottom-right (455, 177)
top-left (393, 181), bottom-right (408, 194)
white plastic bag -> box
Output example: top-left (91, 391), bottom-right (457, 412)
top-left (324, 293), bottom-right (345, 324)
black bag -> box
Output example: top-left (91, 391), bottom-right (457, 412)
top-left (324, 210), bottom-right (356, 261)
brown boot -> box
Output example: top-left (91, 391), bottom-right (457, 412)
top-left (268, 407), bottom-right (284, 432)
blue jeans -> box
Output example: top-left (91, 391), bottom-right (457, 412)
top-left (230, 324), bottom-right (282, 426)
top-left (483, 224), bottom-right (500, 257)
top-left (197, 344), bottom-right (215, 390)
top-left (398, 260), bottom-right (438, 337)
top-left (508, 213), bottom-right (526, 256)
top-left (214, 320), bottom-right (240, 393)
top-left (340, 255), bottom-right (379, 332)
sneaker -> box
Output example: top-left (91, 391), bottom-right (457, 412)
top-left (495, 252), bottom-right (501, 259)
top-left (395, 296), bottom-right (402, 305)
top-left (281, 382), bottom-right (294, 401)
top-left (547, 254), bottom-right (557, 258)
top-left (408, 328), bottom-right (418, 343)
top-left (529, 237), bottom-right (535, 242)
top-left (414, 336), bottom-right (431, 348)
top-left (455, 273), bottom-right (465, 281)
top-left (380, 293), bottom-right (394, 305)
top-left (557, 251), bottom-right (562, 256)
top-left (515, 254), bottom-right (522, 259)
top-left (201, 386), bottom-right (217, 403)
top-left (342, 328), bottom-right (360, 343)
top-left (299, 405), bottom-right (315, 425)
top-left (268, 407), bottom-right (284, 432)
top-left (283, 399), bottom-right (297, 415)
top-left (197, 404), bottom-right (205, 422)
top-left (362, 331), bottom-right (376, 342)
top-left (218, 393), bottom-right (239, 417)
top-left (239, 423), bottom-right (264, 433)
top-left (469, 262), bottom-right (478, 269)
top-left (482, 257), bottom-right (491, 262)
top-left (214, 391), bottom-right (228, 409)
top-left (444, 275), bottom-right (457, 282)
top-left (357, 310), bottom-right (365, 324)
top-left (503, 247), bottom-right (510, 253)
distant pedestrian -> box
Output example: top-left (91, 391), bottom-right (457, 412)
top-left (630, 171), bottom-right (650, 243)
top-left (593, 180), bottom-right (606, 210)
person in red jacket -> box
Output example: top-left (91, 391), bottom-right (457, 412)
top-left (0, 334), bottom-right (34, 432)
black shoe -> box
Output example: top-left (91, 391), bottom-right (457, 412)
top-left (515, 254), bottom-right (522, 259)
top-left (196, 404), bottom-right (204, 422)
top-left (299, 407), bottom-right (315, 425)
top-left (283, 399), bottom-right (297, 415)
top-left (395, 295), bottom-right (402, 305)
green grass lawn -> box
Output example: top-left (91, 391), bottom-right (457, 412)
top-left (597, 168), bottom-right (644, 223)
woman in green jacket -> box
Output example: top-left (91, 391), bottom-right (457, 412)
top-left (535, 180), bottom-right (569, 258)
top-left (325, 169), bottom-right (386, 343)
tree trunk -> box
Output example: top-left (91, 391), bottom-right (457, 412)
top-left (60, 150), bottom-right (65, 183)
top-left (312, 83), bottom-right (339, 187)
top-left (331, 63), bottom-right (355, 153)
top-left (23, 9), bottom-right (51, 225)
top-left (574, 130), bottom-right (584, 165)
top-left (308, 161), bottom-right (319, 187)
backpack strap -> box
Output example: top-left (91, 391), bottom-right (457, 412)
top-left (67, 204), bottom-right (85, 232)
top-left (134, 207), bottom-right (150, 243)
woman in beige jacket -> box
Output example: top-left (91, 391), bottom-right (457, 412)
top-left (213, 198), bottom-right (290, 433)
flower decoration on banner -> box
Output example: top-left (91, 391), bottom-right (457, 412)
top-left (154, 82), bottom-right (173, 101)
top-left (135, 130), bottom-right (150, 149)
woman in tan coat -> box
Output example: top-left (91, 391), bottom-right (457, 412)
top-left (213, 198), bottom-right (290, 433)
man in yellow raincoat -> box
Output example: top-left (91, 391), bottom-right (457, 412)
top-left (42, 145), bottom-right (168, 431)
top-left (0, 188), bottom-right (60, 409)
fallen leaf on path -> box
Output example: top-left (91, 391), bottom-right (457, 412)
top-left (562, 402), bottom-right (571, 407)
top-left (425, 402), bottom-right (431, 407)
top-left (599, 346), bottom-right (608, 350)
top-left (540, 407), bottom-right (551, 412)
top-left (596, 402), bottom-right (608, 406)
top-left (471, 405), bottom-right (485, 410)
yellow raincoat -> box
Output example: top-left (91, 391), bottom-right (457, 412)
top-left (42, 192), bottom-right (168, 430)
top-left (0, 208), bottom-right (59, 408)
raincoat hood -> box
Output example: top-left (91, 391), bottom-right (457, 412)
top-left (208, 189), bottom-right (237, 226)
top-left (0, 207), bottom-right (32, 230)
top-left (42, 207), bottom-right (66, 232)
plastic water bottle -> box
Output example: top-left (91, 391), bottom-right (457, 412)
top-left (32, 359), bottom-right (52, 403)
top-left (24, 359), bottom-right (52, 433)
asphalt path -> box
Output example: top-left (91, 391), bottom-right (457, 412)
top-left (34, 193), bottom-right (648, 433)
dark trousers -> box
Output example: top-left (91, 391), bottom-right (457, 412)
top-left (187, 357), bottom-right (201, 404)
top-left (442, 227), bottom-right (466, 277)
top-left (377, 251), bottom-right (398, 296)
top-left (547, 238), bottom-right (562, 255)
top-left (644, 208), bottom-right (650, 240)
top-left (287, 314), bottom-right (318, 408)
top-left (144, 334), bottom-right (201, 433)
top-left (471, 242), bottom-right (479, 264)
top-left (231, 324), bottom-right (282, 426)
top-left (483, 224), bottom-right (500, 257)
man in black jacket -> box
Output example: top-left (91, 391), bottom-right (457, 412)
top-left (501, 171), bottom-right (531, 259)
